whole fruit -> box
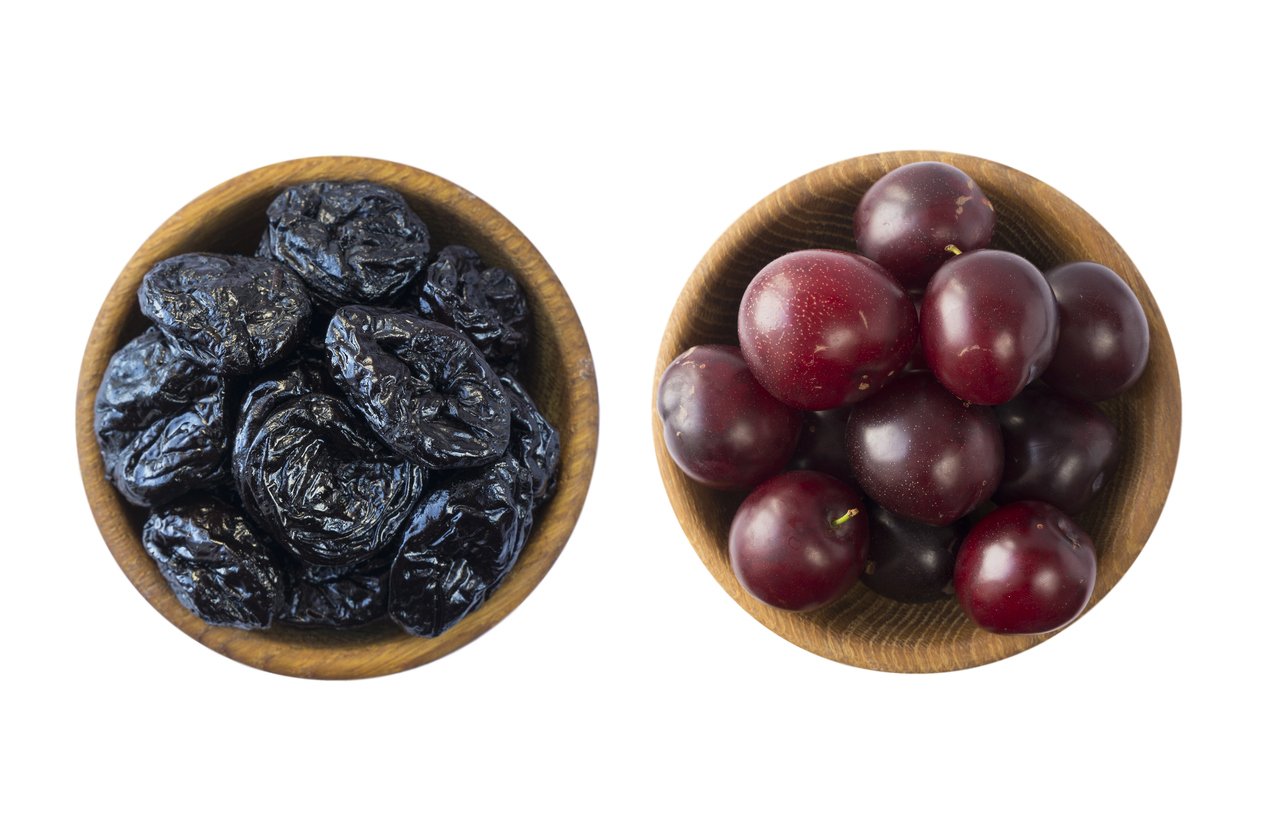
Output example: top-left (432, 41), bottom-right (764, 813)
top-left (994, 384), bottom-right (1120, 514)
top-left (846, 372), bottom-right (1002, 525)
top-left (657, 345), bottom-right (802, 490)
top-left (1041, 261), bottom-right (1150, 401)
top-left (954, 501), bottom-right (1097, 635)
top-left (738, 249), bottom-right (916, 410)
top-left (861, 503), bottom-right (963, 603)
top-left (854, 161), bottom-right (996, 292)
top-left (921, 249), bottom-right (1059, 405)
top-left (728, 471), bottom-right (868, 612)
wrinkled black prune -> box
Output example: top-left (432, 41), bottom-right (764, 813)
top-left (231, 360), bottom-right (324, 484)
top-left (500, 373), bottom-right (561, 508)
top-left (326, 306), bottom-right (511, 469)
top-left (138, 253), bottom-right (311, 375)
top-left (94, 328), bottom-right (230, 507)
top-left (419, 245), bottom-right (530, 373)
top-left (260, 181), bottom-right (431, 307)
top-left (389, 460), bottom-right (527, 637)
top-left (142, 495), bottom-right (284, 629)
top-left (281, 554), bottom-right (392, 628)
top-left (235, 392), bottom-right (424, 568)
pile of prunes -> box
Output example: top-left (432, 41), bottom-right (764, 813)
top-left (95, 181), bottom-right (559, 637)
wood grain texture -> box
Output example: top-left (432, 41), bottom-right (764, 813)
top-left (77, 156), bottom-right (599, 679)
top-left (653, 150), bottom-right (1180, 673)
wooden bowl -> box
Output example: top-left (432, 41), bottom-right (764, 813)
top-left (653, 150), bottom-right (1180, 672)
top-left (77, 156), bottom-right (598, 679)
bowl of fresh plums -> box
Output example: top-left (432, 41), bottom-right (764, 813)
top-left (654, 150), bottom-right (1179, 672)
top-left (77, 156), bottom-right (598, 679)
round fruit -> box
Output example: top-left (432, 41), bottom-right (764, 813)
top-left (1041, 261), bottom-right (1150, 401)
top-left (954, 501), bottom-right (1097, 635)
top-left (921, 249), bottom-right (1059, 405)
top-left (994, 384), bottom-right (1120, 515)
top-left (845, 372), bottom-right (1002, 526)
top-left (737, 249), bottom-right (917, 410)
top-left (657, 344), bottom-right (802, 490)
top-left (861, 503), bottom-right (963, 603)
top-left (728, 471), bottom-right (868, 612)
top-left (854, 161), bottom-right (996, 292)
top-left (786, 408), bottom-right (855, 485)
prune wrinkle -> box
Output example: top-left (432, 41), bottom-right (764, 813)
top-left (142, 495), bottom-right (284, 630)
top-left (500, 373), bottom-right (560, 507)
top-left (235, 393), bottom-right (425, 568)
top-left (418, 245), bottom-right (530, 373)
top-left (389, 460), bottom-right (527, 637)
top-left (94, 328), bottom-right (230, 507)
top-left (327, 306), bottom-right (511, 469)
top-left (139, 253), bottom-right (311, 375)
top-left (281, 554), bottom-right (392, 628)
top-left (260, 181), bottom-right (431, 307)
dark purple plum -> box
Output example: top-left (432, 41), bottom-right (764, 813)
top-left (738, 250), bottom-right (917, 410)
top-left (921, 249), bottom-right (1059, 405)
top-left (994, 385), bottom-right (1120, 515)
top-left (861, 504), bottom-right (963, 603)
top-left (954, 501), bottom-right (1097, 634)
top-left (845, 373), bottom-right (1002, 526)
top-left (786, 408), bottom-right (855, 486)
top-left (657, 345), bottom-right (802, 490)
top-left (854, 161), bottom-right (996, 292)
top-left (1041, 261), bottom-right (1150, 401)
top-left (728, 471), bottom-right (868, 611)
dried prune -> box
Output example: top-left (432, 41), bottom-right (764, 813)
top-left (500, 373), bottom-right (560, 507)
top-left (142, 495), bottom-right (284, 629)
top-left (231, 360), bottom-right (324, 485)
top-left (418, 245), bottom-right (530, 373)
top-left (138, 253), bottom-right (311, 375)
top-left (326, 306), bottom-right (511, 469)
top-left (389, 460), bottom-right (526, 637)
top-left (260, 181), bottom-right (431, 307)
top-left (281, 554), bottom-right (391, 628)
top-left (235, 393), bottom-right (424, 568)
top-left (94, 328), bottom-right (230, 507)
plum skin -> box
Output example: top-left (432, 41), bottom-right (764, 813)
top-left (954, 501), bottom-right (1097, 635)
top-left (845, 373), bottom-right (1003, 526)
top-left (1041, 261), bottom-right (1150, 401)
top-left (728, 471), bottom-right (869, 612)
top-left (737, 249), bottom-right (917, 411)
top-left (657, 345), bottom-right (802, 490)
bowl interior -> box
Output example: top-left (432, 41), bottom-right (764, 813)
top-left (654, 150), bottom-right (1179, 672)
top-left (78, 156), bottom-right (598, 679)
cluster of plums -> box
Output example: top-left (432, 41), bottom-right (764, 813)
top-left (658, 161), bottom-right (1150, 636)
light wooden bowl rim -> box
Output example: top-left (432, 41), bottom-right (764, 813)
top-left (77, 155), bottom-right (599, 679)
top-left (653, 149), bottom-right (1181, 672)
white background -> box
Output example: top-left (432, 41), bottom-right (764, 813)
top-left (3, 2), bottom-right (1257, 829)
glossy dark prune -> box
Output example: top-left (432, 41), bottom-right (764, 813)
top-left (419, 245), bottom-right (530, 373)
top-left (326, 306), bottom-right (511, 469)
top-left (280, 554), bottom-right (392, 629)
top-left (235, 392), bottom-right (425, 568)
top-left (390, 460), bottom-right (526, 637)
top-left (232, 361), bottom-right (325, 485)
top-left (138, 253), bottom-right (311, 375)
top-left (142, 495), bottom-right (284, 629)
top-left (500, 373), bottom-right (560, 507)
top-left (260, 181), bottom-right (431, 307)
top-left (94, 328), bottom-right (230, 507)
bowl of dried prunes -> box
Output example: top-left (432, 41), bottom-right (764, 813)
top-left (77, 156), bottom-right (598, 679)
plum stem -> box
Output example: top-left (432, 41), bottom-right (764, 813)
top-left (832, 508), bottom-right (859, 527)
top-left (945, 244), bottom-right (963, 256)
